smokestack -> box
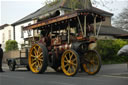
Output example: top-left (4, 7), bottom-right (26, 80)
top-left (80, 0), bottom-right (92, 9)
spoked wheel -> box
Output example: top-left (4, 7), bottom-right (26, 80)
top-left (29, 44), bottom-right (48, 74)
top-left (82, 50), bottom-right (101, 75)
top-left (9, 62), bottom-right (15, 71)
top-left (61, 49), bottom-right (80, 76)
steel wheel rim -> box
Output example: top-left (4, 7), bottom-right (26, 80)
top-left (9, 63), bottom-right (13, 70)
top-left (83, 51), bottom-right (99, 74)
top-left (61, 50), bottom-right (78, 76)
top-left (29, 44), bottom-right (44, 73)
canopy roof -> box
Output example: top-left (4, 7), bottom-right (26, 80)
top-left (23, 9), bottom-right (105, 30)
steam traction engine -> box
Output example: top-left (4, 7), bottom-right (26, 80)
top-left (23, 9), bottom-right (104, 76)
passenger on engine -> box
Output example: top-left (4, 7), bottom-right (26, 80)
top-left (86, 24), bottom-right (94, 37)
top-left (39, 29), bottom-right (51, 46)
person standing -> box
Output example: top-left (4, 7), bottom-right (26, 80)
top-left (0, 44), bottom-right (4, 72)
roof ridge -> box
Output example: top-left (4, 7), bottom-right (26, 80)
top-left (92, 7), bottom-right (113, 15)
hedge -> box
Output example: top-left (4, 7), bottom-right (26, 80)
top-left (5, 40), bottom-right (18, 52)
top-left (97, 39), bottom-right (128, 64)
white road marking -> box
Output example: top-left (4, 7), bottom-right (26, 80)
top-left (98, 75), bottom-right (128, 79)
top-left (0, 74), bottom-right (24, 79)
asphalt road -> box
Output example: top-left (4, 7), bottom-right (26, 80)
top-left (0, 64), bottom-right (128, 85)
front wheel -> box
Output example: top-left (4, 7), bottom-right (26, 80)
top-left (61, 49), bottom-right (80, 76)
top-left (82, 50), bottom-right (101, 75)
top-left (29, 44), bottom-right (48, 74)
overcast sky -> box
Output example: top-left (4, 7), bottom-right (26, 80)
top-left (0, 0), bottom-right (128, 25)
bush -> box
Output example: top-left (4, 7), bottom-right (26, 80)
top-left (5, 40), bottom-right (18, 51)
top-left (97, 39), bottom-right (128, 64)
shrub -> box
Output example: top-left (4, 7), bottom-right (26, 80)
top-left (97, 39), bottom-right (128, 64)
top-left (5, 40), bottom-right (18, 51)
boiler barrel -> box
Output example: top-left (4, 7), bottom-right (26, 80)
top-left (38, 10), bottom-right (60, 21)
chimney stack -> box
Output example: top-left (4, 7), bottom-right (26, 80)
top-left (80, 0), bottom-right (92, 9)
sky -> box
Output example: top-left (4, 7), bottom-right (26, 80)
top-left (0, 0), bottom-right (128, 25)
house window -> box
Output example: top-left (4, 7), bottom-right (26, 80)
top-left (21, 26), bottom-right (24, 38)
top-left (2, 33), bottom-right (5, 43)
top-left (28, 23), bottom-right (31, 26)
top-left (8, 30), bottom-right (11, 40)
top-left (33, 19), bottom-right (37, 24)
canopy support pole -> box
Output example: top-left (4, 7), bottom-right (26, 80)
top-left (94, 16), bottom-right (97, 36)
top-left (77, 16), bottom-right (84, 36)
top-left (50, 25), bottom-right (53, 39)
top-left (84, 16), bottom-right (87, 37)
top-left (97, 21), bottom-right (102, 37)
top-left (67, 23), bottom-right (70, 44)
top-left (33, 29), bottom-right (35, 42)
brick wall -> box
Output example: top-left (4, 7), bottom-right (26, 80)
top-left (3, 49), bottom-right (26, 63)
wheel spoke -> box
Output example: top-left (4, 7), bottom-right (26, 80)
top-left (69, 53), bottom-right (73, 60)
top-left (88, 63), bottom-right (92, 72)
top-left (34, 50), bottom-right (37, 56)
top-left (92, 63), bottom-right (96, 71)
top-left (64, 59), bottom-right (69, 63)
top-left (31, 54), bottom-right (36, 58)
top-left (38, 52), bottom-right (43, 57)
top-left (32, 58), bottom-right (36, 62)
top-left (72, 58), bottom-right (76, 62)
top-left (34, 47), bottom-right (38, 55)
top-left (38, 58), bottom-right (43, 62)
top-left (32, 62), bottom-right (37, 67)
top-left (64, 63), bottom-right (69, 68)
top-left (72, 65), bottom-right (76, 72)
top-left (65, 55), bottom-right (68, 61)
top-left (72, 63), bottom-right (77, 67)
top-left (67, 66), bottom-right (71, 73)
top-left (38, 60), bottom-right (42, 66)
top-left (36, 61), bottom-right (39, 66)
top-left (37, 47), bottom-right (40, 55)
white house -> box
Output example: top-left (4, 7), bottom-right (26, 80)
top-left (11, 0), bottom-right (67, 49)
top-left (12, 21), bottom-right (36, 50)
top-left (0, 24), bottom-right (14, 51)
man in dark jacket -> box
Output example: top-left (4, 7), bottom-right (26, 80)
top-left (0, 44), bottom-right (4, 72)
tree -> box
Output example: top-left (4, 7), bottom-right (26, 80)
top-left (45, 0), bottom-right (60, 6)
top-left (68, 0), bottom-right (81, 10)
top-left (5, 40), bottom-right (18, 52)
top-left (113, 5), bottom-right (128, 30)
top-left (92, 0), bottom-right (113, 7)
top-left (44, 0), bottom-right (114, 9)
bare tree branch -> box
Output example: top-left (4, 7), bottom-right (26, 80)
top-left (113, 6), bottom-right (128, 30)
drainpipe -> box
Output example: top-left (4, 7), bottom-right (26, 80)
top-left (13, 25), bottom-right (15, 40)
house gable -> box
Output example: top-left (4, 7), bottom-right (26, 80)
top-left (12, 0), bottom-right (113, 26)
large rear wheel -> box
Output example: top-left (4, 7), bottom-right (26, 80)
top-left (61, 49), bottom-right (80, 76)
top-left (29, 44), bottom-right (48, 74)
top-left (82, 50), bottom-right (101, 75)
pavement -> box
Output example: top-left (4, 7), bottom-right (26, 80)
top-left (0, 63), bottom-right (128, 85)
